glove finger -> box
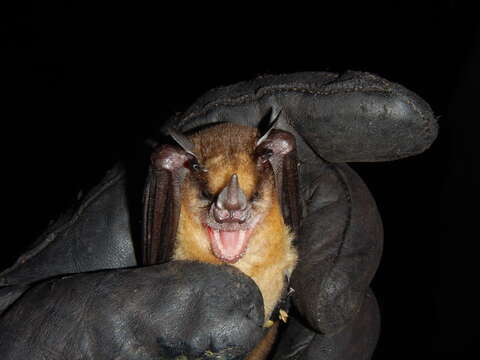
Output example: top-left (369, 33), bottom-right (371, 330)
top-left (0, 261), bottom-right (264, 360)
top-left (168, 71), bottom-right (437, 163)
top-left (272, 289), bottom-right (380, 360)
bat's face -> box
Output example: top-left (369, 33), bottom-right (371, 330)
top-left (175, 123), bottom-right (285, 264)
top-left (145, 121), bottom-right (298, 318)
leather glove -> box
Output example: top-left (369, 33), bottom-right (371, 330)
top-left (163, 71), bottom-right (437, 359)
top-left (0, 71), bottom-right (437, 359)
top-left (0, 261), bottom-right (264, 359)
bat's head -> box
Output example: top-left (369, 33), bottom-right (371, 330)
top-left (169, 123), bottom-right (297, 264)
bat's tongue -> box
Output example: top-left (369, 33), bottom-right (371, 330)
top-left (207, 227), bottom-right (251, 263)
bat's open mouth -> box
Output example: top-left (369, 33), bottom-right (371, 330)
top-left (203, 174), bottom-right (264, 263)
top-left (205, 226), bottom-right (255, 263)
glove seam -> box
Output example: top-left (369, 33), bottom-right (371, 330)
top-left (175, 83), bottom-right (435, 159)
top-left (178, 85), bottom-right (393, 127)
top-left (311, 163), bottom-right (354, 333)
top-left (312, 164), bottom-right (382, 333)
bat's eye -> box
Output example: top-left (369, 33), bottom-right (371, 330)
top-left (191, 161), bottom-right (207, 173)
top-left (251, 191), bottom-right (260, 201)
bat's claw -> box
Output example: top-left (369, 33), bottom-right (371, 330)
top-left (279, 309), bottom-right (288, 323)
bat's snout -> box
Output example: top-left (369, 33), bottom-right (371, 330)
top-left (205, 174), bottom-right (261, 263)
top-left (214, 174), bottom-right (249, 223)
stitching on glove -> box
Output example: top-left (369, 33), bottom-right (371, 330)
top-left (177, 84), bottom-right (434, 158)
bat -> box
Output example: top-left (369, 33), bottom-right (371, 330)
top-left (142, 119), bottom-right (300, 359)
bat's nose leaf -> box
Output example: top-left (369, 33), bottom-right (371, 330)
top-left (216, 174), bottom-right (248, 212)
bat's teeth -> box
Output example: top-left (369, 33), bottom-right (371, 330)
top-left (213, 229), bottom-right (222, 251)
top-left (238, 230), bottom-right (246, 252)
top-left (206, 226), bottom-right (252, 264)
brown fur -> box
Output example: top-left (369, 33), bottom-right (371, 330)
top-left (246, 322), bottom-right (279, 360)
top-left (173, 123), bottom-right (297, 359)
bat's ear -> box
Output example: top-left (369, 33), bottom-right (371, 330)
top-left (256, 109), bottom-right (287, 146)
top-left (167, 128), bottom-right (207, 173)
top-left (168, 128), bottom-right (197, 157)
top-left (255, 117), bottom-right (300, 236)
top-left (142, 144), bottom-right (191, 265)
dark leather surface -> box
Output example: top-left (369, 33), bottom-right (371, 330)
top-left (0, 262), bottom-right (264, 360)
top-left (273, 289), bottom-right (380, 360)
top-left (0, 71), bottom-right (437, 359)
top-left (0, 164), bottom-right (137, 287)
top-left (167, 71), bottom-right (437, 163)
top-left (291, 162), bottom-right (383, 334)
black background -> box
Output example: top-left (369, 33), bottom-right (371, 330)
top-left (1, 1), bottom-right (478, 358)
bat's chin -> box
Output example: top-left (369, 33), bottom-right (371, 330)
top-left (205, 226), bottom-right (252, 263)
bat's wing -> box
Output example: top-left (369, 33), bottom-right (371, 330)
top-left (279, 144), bottom-right (301, 237)
top-left (142, 145), bottom-right (189, 265)
top-left (257, 128), bottom-right (301, 237)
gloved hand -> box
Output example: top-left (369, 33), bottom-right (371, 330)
top-left (165, 71), bottom-right (437, 359)
top-left (0, 262), bottom-right (264, 359)
top-left (0, 71), bottom-right (437, 359)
